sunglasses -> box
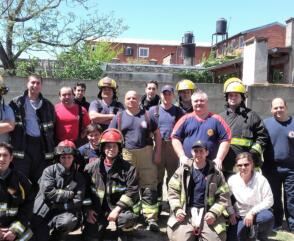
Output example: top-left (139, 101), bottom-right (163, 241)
top-left (236, 163), bottom-right (250, 168)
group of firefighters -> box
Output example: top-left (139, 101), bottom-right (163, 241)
top-left (0, 73), bottom-right (292, 241)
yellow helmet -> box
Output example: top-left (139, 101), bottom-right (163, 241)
top-left (97, 76), bottom-right (117, 90)
top-left (176, 79), bottom-right (196, 92)
top-left (223, 77), bottom-right (246, 94)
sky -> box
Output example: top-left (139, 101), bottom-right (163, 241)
top-left (91, 0), bottom-right (294, 44)
top-left (21, 0), bottom-right (294, 59)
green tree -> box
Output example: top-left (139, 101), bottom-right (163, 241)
top-left (0, 0), bottom-right (127, 74)
top-left (53, 42), bottom-right (121, 80)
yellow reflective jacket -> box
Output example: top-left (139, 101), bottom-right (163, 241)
top-left (168, 159), bottom-right (230, 234)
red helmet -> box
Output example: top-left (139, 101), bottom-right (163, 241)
top-left (55, 140), bottom-right (76, 156)
top-left (99, 128), bottom-right (124, 145)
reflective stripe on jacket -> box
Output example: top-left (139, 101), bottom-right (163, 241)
top-left (168, 159), bottom-right (230, 234)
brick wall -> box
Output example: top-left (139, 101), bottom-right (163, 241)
top-left (112, 42), bottom-right (210, 64)
top-left (245, 24), bottom-right (286, 48)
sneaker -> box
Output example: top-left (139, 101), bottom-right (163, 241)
top-left (146, 220), bottom-right (159, 232)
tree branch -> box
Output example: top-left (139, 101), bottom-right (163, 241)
top-left (0, 0), bottom-right (14, 16)
top-left (13, 0), bottom-right (62, 22)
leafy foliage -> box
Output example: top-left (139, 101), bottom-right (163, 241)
top-left (53, 46), bottom-right (102, 80)
top-left (53, 41), bottom-right (121, 80)
top-left (175, 70), bottom-right (213, 83)
top-left (0, 0), bottom-right (127, 73)
top-left (201, 51), bottom-right (240, 68)
top-left (15, 58), bottom-right (39, 77)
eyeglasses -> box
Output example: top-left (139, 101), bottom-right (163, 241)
top-left (236, 163), bottom-right (250, 168)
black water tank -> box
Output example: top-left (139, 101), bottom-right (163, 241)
top-left (182, 32), bottom-right (194, 44)
top-left (216, 18), bottom-right (227, 34)
top-left (182, 44), bottom-right (195, 58)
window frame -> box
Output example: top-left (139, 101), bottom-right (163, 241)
top-left (138, 47), bottom-right (149, 58)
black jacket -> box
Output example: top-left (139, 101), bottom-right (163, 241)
top-left (140, 94), bottom-right (160, 110)
top-left (0, 168), bottom-right (33, 235)
top-left (33, 163), bottom-right (86, 218)
top-left (9, 90), bottom-right (56, 160)
top-left (220, 103), bottom-right (269, 171)
top-left (84, 157), bottom-right (139, 212)
top-left (74, 97), bottom-right (90, 111)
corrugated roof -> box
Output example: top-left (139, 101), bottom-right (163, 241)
top-left (239, 22), bottom-right (285, 35)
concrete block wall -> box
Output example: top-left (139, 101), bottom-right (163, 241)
top-left (4, 76), bottom-right (294, 119)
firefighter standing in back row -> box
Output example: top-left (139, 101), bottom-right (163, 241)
top-left (219, 77), bottom-right (269, 179)
top-left (175, 79), bottom-right (196, 113)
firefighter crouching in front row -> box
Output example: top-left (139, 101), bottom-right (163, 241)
top-left (219, 77), bottom-right (268, 179)
top-left (82, 128), bottom-right (139, 241)
top-left (31, 140), bottom-right (86, 241)
top-left (167, 140), bottom-right (230, 241)
top-left (0, 142), bottom-right (33, 241)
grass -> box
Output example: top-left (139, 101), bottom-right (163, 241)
top-left (269, 230), bottom-right (294, 241)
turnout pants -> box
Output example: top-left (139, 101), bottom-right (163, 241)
top-left (31, 212), bottom-right (79, 241)
top-left (123, 146), bottom-right (158, 222)
top-left (167, 216), bottom-right (226, 241)
top-left (157, 140), bottom-right (179, 202)
top-left (82, 210), bottom-right (137, 241)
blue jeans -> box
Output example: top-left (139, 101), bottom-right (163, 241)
top-left (227, 209), bottom-right (274, 241)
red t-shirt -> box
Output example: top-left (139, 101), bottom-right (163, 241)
top-left (55, 103), bottom-right (90, 142)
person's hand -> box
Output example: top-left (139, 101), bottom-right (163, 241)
top-left (175, 208), bottom-right (186, 222)
top-left (87, 209), bottom-right (97, 224)
top-left (180, 155), bottom-right (189, 165)
top-left (2, 229), bottom-right (16, 241)
top-left (244, 212), bottom-right (254, 227)
top-left (107, 207), bottom-right (121, 222)
top-left (204, 212), bottom-right (216, 225)
top-left (229, 212), bottom-right (238, 225)
top-left (213, 157), bottom-right (223, 170)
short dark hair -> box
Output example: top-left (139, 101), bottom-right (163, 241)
top-left (0, 142), bottom-right (13, 156)
top-left (145, 80), bottom-right (158, 88)
top-left (84, 123), bottom-right (103, 136)
top-left (74, 82), bottom-right (86, 90)
top-left (28, 74), bottom-right (43, 83)
top-left (97, 88), bottom-right (118, 101)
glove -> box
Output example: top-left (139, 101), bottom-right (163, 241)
top-left (249, 149), bottom-right (262, 167)
top-left (65, 190), bottom-right (75, 199)
top-left (117, 210), bottom-right (138, 229)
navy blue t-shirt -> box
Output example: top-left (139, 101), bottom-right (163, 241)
top-left (189, 164), bottom-right (209, 208)
top-left (89, 99), bottom-right (124, 131)
top-left (109, 109), bottom-right (158, 149)
top-left (78, 143), bottom-right (100, 163)
top-left (264, 116), bottom-right (294, 164)
top-left (172, 112), bottom-right (231, 159)
top-left (149, 105), bottom-right (184, 140)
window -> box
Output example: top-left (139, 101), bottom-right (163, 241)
top-left (138, 47), bottom-right (149, 58)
